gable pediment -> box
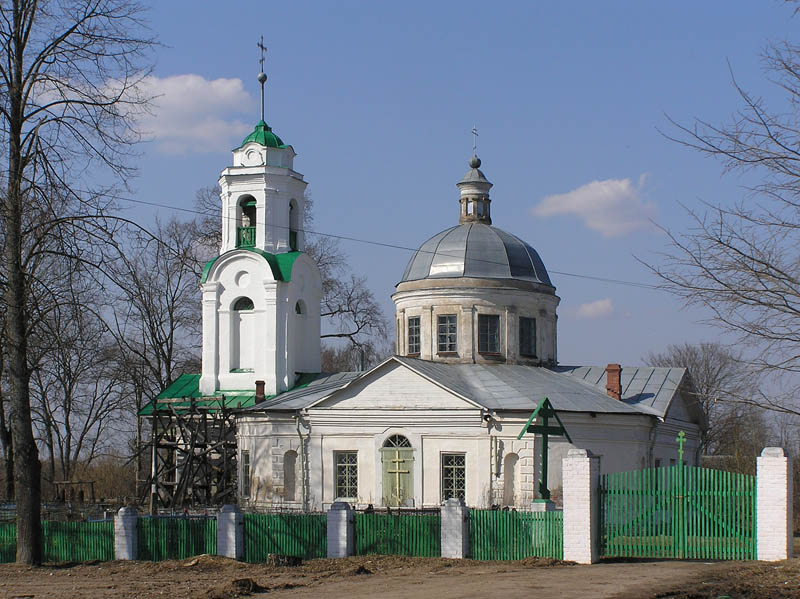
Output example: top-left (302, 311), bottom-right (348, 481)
top-left (312, 360), bottom-right (479, 410)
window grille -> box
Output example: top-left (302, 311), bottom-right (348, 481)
top-left (335, 452), bottom-right (358, 499)
top-left (441, 453), bottom-right (466, 501)
top-left (407, 316), bottom-right (421, 355)
top-left (519, 316), bottom-right (537, 357)
top-left (478, 314), bottom-right (500, 354)
top-left (437, 314), bottom-right (457, 353)
top-left (241, 450), bottom-right (251, 498)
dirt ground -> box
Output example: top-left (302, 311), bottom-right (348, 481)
top-left (1, 555), bottom-right (798, 599)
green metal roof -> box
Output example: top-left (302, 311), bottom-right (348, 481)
top-left (140, 372), bottom-right (321, 415)
top-left (240, 120), bottom-right (287, 149)
top-left (200, 249), bottom-right (302, 284)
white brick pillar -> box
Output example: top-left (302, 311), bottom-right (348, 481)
top-left (217, 504), bottom-right (244, 560)
top-left (562, 448), bottom-right (599, 564)
top-left (441, 497), bottom-right (469, 558)
top-left (114, 506), bottom-right (138, 560)
top-left (327, 502), bottom-right (354, 558)
top-left (757, 447), bottom-right (793, 561)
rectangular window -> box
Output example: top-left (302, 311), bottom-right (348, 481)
top-left (478, 314), bottom-right (500, 354)
top-left (335, 451), bottom-right (358, 499)
top-left (519, 316), bottom-right (537, 357)
top-left (437, 314), bottom-right (457, 353)
top-left (240, 450), bottom-right (251, 498)
top-left (407, 316), bottom-right (421, 355)
top-left (441, 453), bottom-right (466, 501)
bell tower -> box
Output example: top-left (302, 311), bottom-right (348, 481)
top-left (199, 47), bottom-right (321, 396)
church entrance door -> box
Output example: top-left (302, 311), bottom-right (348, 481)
top-left (381, 435), bottom-right (414, 507)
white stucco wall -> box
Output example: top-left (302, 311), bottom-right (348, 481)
top-left (237, 362), bottom-right (701, 510)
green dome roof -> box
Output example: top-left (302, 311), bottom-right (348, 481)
top-left (240, 120), bottom-right (287, 148)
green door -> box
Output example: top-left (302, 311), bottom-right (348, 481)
top-left (381, 448), bottom-right (414, 507)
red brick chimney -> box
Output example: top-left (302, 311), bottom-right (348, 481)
top-left (605, 364), bottom-right (622, 401)
top-left (255, 380), bottom-right (265, 402)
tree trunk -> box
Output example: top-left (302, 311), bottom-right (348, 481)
top-left (2, 438), bottom-right (12, 501)
top-left (5, 2), bottom-right (41, 565)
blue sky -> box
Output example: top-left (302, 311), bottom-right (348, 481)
top-left (128, 1), bottom-right (796, 366)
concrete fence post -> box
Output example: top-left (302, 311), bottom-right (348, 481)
top-left (562, 448), bottom-right (600, 564)
top-left (327, 502), bottom-right (354, 558)
top-left (757, 447), bottom-right (793, 561)
top-left (114, 506), bottom-right (138, 560)
top-left (217, 504), bottom-right (244, 560)
top-left (441, 497), bottom-right (469, 558)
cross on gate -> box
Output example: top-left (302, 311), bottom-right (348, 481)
top-left (387, 448), bottom-right (409, 502)
top-left (676, 430), bottom-right (686, 463)
top-left (517, 397), bottom-right (572, 500)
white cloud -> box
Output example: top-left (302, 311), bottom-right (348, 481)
top-left (136, 74), bottom-right (256, 154)
top-left (532, 175), bottom-right (656, 237)
top-left (576, 298), bottom-right (614, 319)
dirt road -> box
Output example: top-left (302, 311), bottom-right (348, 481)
top-left (0, 555), bottom-right (796, 599)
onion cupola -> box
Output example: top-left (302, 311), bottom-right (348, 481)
top-left (392, 155), bottom-right (560, 367)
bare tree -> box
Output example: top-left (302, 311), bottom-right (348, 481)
top-left (644, 342), bottom-right (758, 454)
top-left (649, 40), bottom-right (800, 415)
top-left (104, 218), bottom-right (202, 493)
top-left (29, 299), bottom-right (126, 495)
top-left (0, 0), bottom-right (154, 563)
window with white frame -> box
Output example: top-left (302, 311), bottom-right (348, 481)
top-left (407, 316), bottom-right (421, 355)
top-left (441, 453), bottom-right (466, 501)
top-left (240, 450), bottom-right (251, 498)
top-left (437, 314), bottom-right (457, 353)
top-left (335, 451), bottom-right (358, 499)
top-left (519, 316), bottom-right (537, 357)
top-left (478, 314), bottom-right (500, 354)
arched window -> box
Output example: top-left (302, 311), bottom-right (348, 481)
top-left (503, 453), bottom-right (519, 506)
top-left (383, 435), bottom-right (411, 448)
top-left (295, 300), bottom-right (305, 315)
top-left (237, 196), bottom-right (256, 248)
top-left (231, 297), bottom-right (255, 371)
top-left (233, 297), bottom-right (254, 311)
top-left (289, 199), bottom-right (299, 250)
top-left (284, 450), bottom-right (297, 502)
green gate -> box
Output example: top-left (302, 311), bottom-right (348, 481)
top-left (600, 464), bottom-right (756, 560)
top-left (354, 511), bottom-right (440, 556)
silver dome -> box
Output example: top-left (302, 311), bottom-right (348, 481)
top-left (400, 223), bottom-right (552, 286)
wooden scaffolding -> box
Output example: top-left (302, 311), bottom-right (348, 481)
top-left (142, 396), bottom-right (238, 510)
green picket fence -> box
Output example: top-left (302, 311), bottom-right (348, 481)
top-left (42, 520), bottom-right (114, 562)
top-left (137, 516), bottom-right (217, 561)
top-left (0, 520), bottom-right (113, 563)
top-left (243, 512), bottom-right (327, 562)
top-left (354, 511), bottom-right (440, 557)
top-left (600, 464), bottom-right (756, 560)
top-left (0, 521), bottom-right (15, 563)
top-left (468, 509), bottom-right (563, 560)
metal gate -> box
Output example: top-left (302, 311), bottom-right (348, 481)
top-left (600, 463), bottom-right (756, 560)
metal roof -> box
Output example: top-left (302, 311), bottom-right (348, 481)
top-left (394, 358), bottom-right (644, 414)
top-left (245, 372), bottom-right (363, 411)
top-left (399, 223), bottom-right (552, 286)
top-left (551, 365), bottom-right (689, 419)
top-left (245, 358), bottom-right (653, 416)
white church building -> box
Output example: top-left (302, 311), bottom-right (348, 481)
top-left (162, 89), bottom-right (706, 511)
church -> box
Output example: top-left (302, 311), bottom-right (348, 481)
top-left (153, 77), bottom-right (706, 512)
